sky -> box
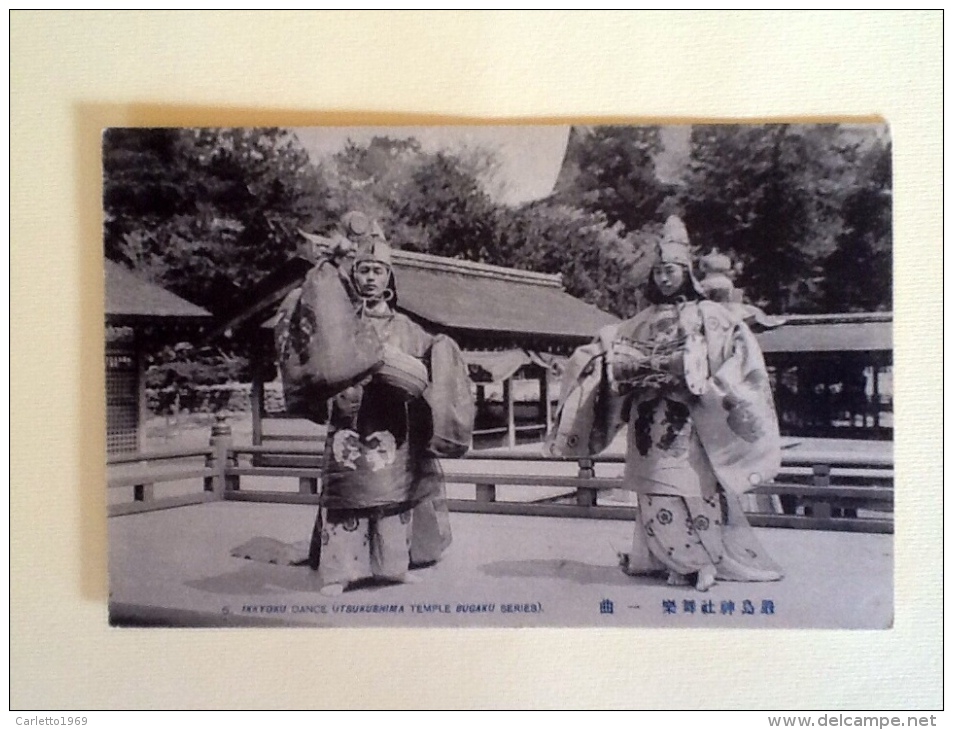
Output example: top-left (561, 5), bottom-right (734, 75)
top-left (294, 124), bottom-right (696, 206)
top-left (294, 125), bottom-right (572, 206)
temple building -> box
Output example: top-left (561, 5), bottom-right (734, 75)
top-left (104, 260), bottom-right (211, 454)
top-left (757, 312), bottom-right (893, 441)
top-left (212, 247), bottom-right (619, 450)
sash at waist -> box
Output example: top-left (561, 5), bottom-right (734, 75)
top-left (319, 427), bottom-right (442, 509)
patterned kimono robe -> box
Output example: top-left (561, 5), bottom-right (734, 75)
top-left (549, 299), bottom-right (783, 582)
top-left (309, 306), bottom-right (454, 586)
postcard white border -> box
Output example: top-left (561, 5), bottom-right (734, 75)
top-left (10, 10), bottom-right (942, 709)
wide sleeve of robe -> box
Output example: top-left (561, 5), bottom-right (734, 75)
top-left (691, 302), bottom-right (782, 495)
top-left (545, 329), bottom-right (628, 458)
top-left (422, 333), bottom-right (476, 457)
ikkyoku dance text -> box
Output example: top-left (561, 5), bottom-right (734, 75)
top-left (236, 602), bottom-right (544, 616)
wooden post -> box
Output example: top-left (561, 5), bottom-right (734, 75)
top-left (249, 337), bottom-right (266, 468)
top-left (872, 364), bottom-right (881, 429)
top-left (809, 463), bottom-right (832, 519)
top-left (299, 476), bottom-right (319, 495)
top-left (250, 347), bottom-right (265, 448)
top-left (476, 483), bottom-right (497, 503)
top-left (473, 385), bottom-right (484, 451)
top-left (505, 378), bottom-right (515, 446)
top-left (205, 416), bottom-right (235, 497)
top-left (136, 334), bottom-right (148, 452)
top-left (540, 372), bottom-right (552, 429)
top-left (773, 363), bottom-right (784, 431)
top-left (576, 457), bottom-right (597, 508)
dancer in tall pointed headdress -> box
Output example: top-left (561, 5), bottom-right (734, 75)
top-left (548, 215), bottom-right (783, 591)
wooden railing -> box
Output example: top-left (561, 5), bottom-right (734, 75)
top-left (106, 423), bottom-right (232, 516)
top-left (107, 445), bottom-right (218, 516)
top-left (107, 422), bottom-right (893, 533)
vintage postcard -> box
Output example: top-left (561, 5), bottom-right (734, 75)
top-left (105, 123), bottom-right (893, 628)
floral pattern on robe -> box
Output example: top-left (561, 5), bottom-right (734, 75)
top-left (548, 299), bottom-right (783, 583)
top-left (549, 300), bottom-right (781, 497)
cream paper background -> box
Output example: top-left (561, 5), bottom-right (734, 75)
top-left (10, 11), bottom-right (941, 709)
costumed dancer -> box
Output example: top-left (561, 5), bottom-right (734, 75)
top-left (291, 213), bottom-right (470, 596)
top-left (548, 215), bottom-right (783, 592)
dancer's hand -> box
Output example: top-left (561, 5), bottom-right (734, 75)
top-left (661, 351), bottom-right (684, 376)
top-left (596, 325), bottom-right (616, 353)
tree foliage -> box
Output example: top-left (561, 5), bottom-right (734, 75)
top-left (389, 151), bottom-right (502, 261)
top-left (103, 127), bottom-right (330, 310)
top-left (323, 136), bottom-right (424, 224)
top-left (105, 123), bottom-right (893, 387)
top-left (495, 203), bottom-right (654, 318)
top-left (317, 137), bottom-right (505, 261)
top-left (315, 137), bottom-right (655, 317)
top-left (311, 135), bottom-right (658, 317)
top-left (553, 125), bottom-right (670, 233)
top-left (678, 124), bottom-right (890, 313)
top-left (816, 138), bottom-right (892, 312)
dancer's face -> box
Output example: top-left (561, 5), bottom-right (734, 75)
top-left (353, 261), bottom-right (390, 300)
top-left (652, 263), bottom-right (686, 299)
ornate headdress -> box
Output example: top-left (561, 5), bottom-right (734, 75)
top-left (296, 210), bottom-right (386, 264)
top-left (344, 211), bottom-right (392, 268)
top-left (657, 215), bottom-right (693, 267)
top-left (697, 249), bottom-right (738, 303)
top-left (653, 215), bottom-right (706, 298)
top-left (343, 212), bottom-right (397, 306)
top-left (352, 238), bottom-right (393, 268)
top-left (696, 248), bottom-right (788, 331)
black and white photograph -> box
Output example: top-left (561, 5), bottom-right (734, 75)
top-left (104, 123), bottom-right (893, 629)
